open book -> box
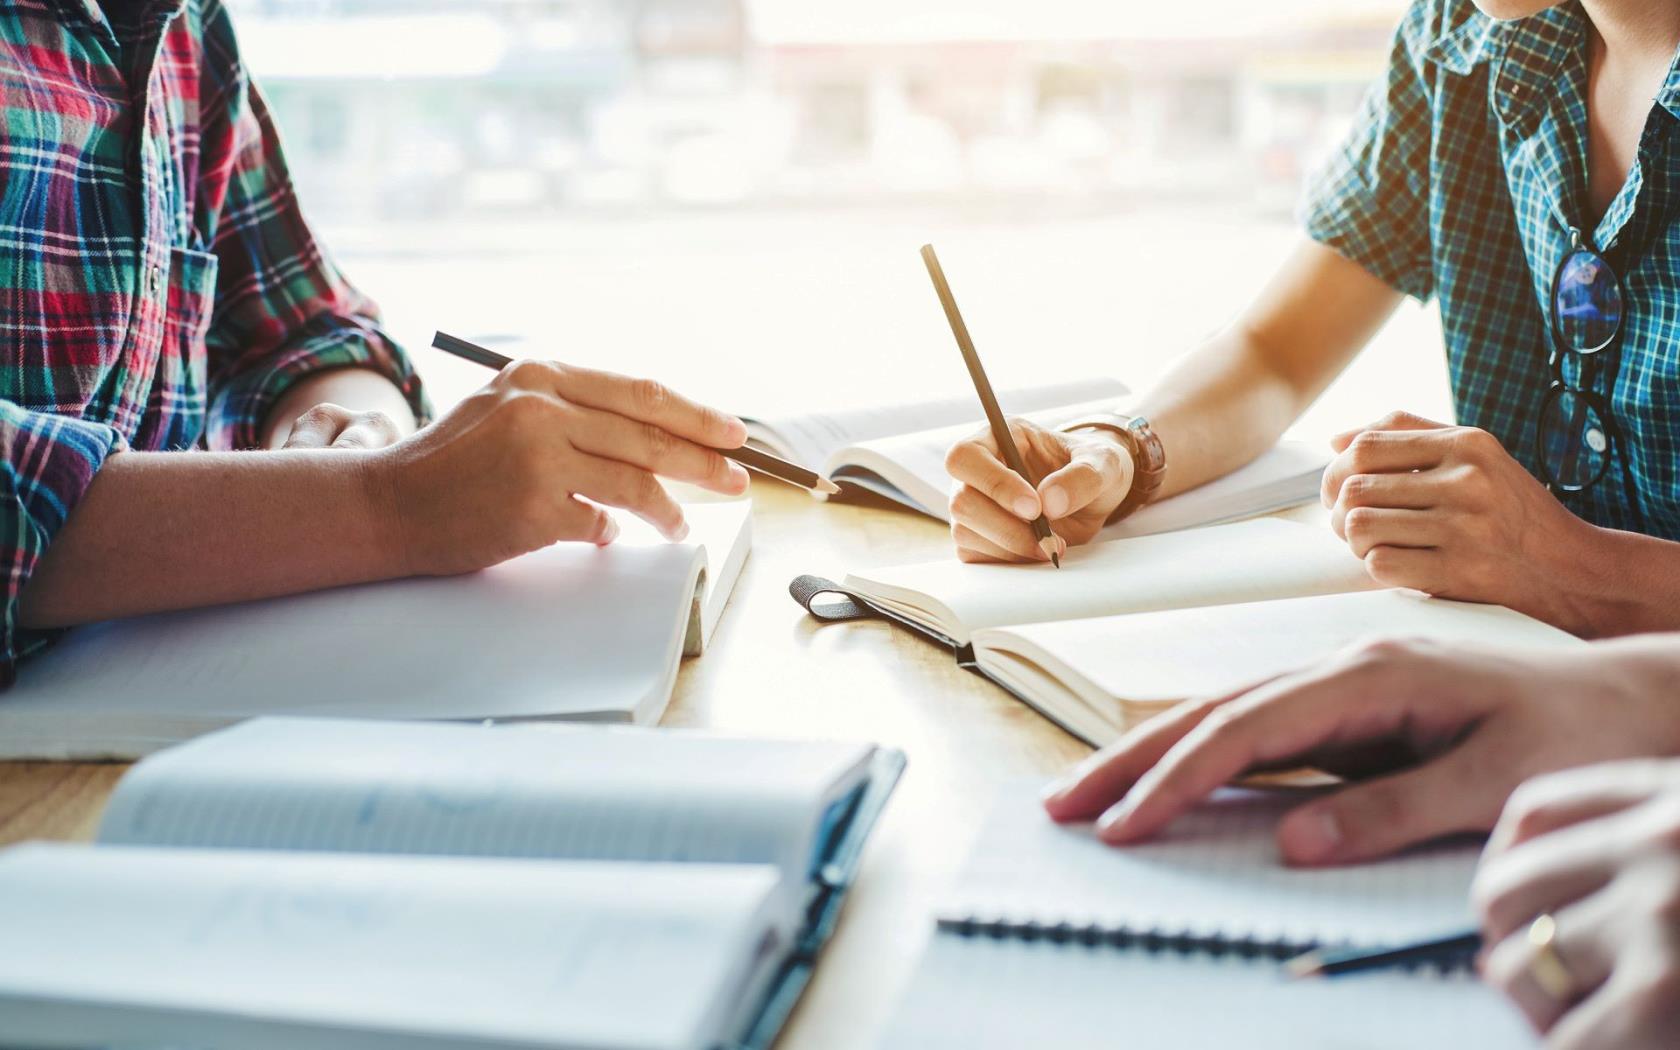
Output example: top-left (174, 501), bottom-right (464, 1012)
top-left (0, 717), bottom-right (905, 1050)
top-left (880, 787), bottom-right (1534, 1048)
top-left (0, 501), bottom-right (754, 761)
top-left (743, 383), bottom-right (1329, 537)
top-left (793, 517), bottom-right (1582, 745)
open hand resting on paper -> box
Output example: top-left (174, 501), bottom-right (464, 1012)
top-left (1474, 760), bottom-right (1680, 1048)
top-left (1323, 411), bottom-right (1611, 635)
top-left (1040, 635), bottom-right (1680, 866)
top-left (944, 418), bottom-right (1132, 563)
top-left (371, 359), bottom-right (749, 577)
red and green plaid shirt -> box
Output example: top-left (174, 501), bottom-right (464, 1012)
top-left (0, 0), bottom-right (427, 680)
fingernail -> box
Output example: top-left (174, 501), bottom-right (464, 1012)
top-left (1280, 808), bottom-right (1341, 864)
top-left (599, 518), bottom-right (620, 545)
top-left (729, 463), bottom-right (751, 487)
top-left (1095, 801), bottom-right (1135, 840)
top-left (1012, 496), bottom-right (1038, 518)
top-left (1043, 489), bottom-right (1067, 518)
top-left (1040, 775), bottom-right (1078, 804)
top-left (672, 520), bottom-right (690, 542)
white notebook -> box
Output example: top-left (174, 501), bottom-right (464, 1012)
top-left (743, 382), bottom-right (1327, 535)
top-left (810, 518), bottom-right (1581, 745)
top-left (1, 501), bottom-right (753, 760)
top-left (0, 718), bottom-right (905, 1050)
top-left (0, 845), bottom-right (786, 1050)
top-left (879, 787), bottom-right (1536, 1049)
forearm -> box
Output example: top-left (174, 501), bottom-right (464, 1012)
top-left (1132, 327), bottom-right (1307, 499)
top-left (16, 449), bottom-right (401, 628)
top-left (1561, 527), bottom-right (1680, 638)
top-left (1126, 239), bottom-right (1404, 499)
top-left (259, 367), bottom-right (419, 449)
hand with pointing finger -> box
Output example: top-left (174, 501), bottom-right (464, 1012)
top-left (944, 418), bottom-right (1132, 563)
top-left (1040, 636), bottom-right (1680, 866)
top-left (371, 358), bottom-right (750, 577)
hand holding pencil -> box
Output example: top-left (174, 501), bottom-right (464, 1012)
top-left (922, 246), bottom-right (1133, 565)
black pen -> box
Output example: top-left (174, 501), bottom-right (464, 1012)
top-left (1286, 929), bottom-right (1482, 979)
top-left (430, 330), bottom-right (839, 495)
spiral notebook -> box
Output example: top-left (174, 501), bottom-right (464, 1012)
top-left (879, 786), bottom-right (1536, 1048)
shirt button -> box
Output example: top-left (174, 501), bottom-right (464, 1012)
top-left (147, 263), bottom-right (164, 296)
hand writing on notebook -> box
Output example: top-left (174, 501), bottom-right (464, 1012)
top-left (1040, 635), bottom-right (1680, 866)
top-left (379, 360), bottom-right (750, 575)
top-left (945, 420), bottom-right (1130, 562)
top-left (1474, 759), bottom-right (1680, 1047)
top-left (1323, 411), bottom-right (1606, 635)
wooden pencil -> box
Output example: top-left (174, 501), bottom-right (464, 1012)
top-left (918, 246), bottom-right (1061, 567)
top-left (430, 331), bottom-right (839, 495)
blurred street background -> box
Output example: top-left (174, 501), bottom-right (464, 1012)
top-left (229, 0), bottom-right (1452, 433)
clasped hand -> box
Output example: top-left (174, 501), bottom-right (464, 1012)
top-left (1324, 410), bottom-right (1601, 633)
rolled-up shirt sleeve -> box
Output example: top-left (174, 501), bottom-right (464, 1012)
top-left (0, 404), bottom-right (121, 679)
top-left (202, 66), bottom-right (429, 450)
top-left (1299, 0), bottom-right (1438, 302)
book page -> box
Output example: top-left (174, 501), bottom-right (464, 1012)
top-left (945, 786), bottom-right (1480, 949)
top-left (882, 932), bottom-right (1534, 1050)
top-left (0, 843), bottom-right (783, 1050)
top-left (828, 397), bottom-right (1133, 518)
top-left (976, 589), bottom-right (1583, 706)
top-left (743, 379), bottom-right (1127, 470)
top-left (0, 522), bottom-right (719, 760)
top-left (1100, 440), bottom-right (1331, 540)
top-left (98, 718), bottom-right (875, 895)
top-left (614, 499), bottom-right (753, 650)
top-left (846, 518), bottom-right (1376, 644)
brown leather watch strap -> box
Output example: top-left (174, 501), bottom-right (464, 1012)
top-left (1061, 413), bottom-right (1167, 524)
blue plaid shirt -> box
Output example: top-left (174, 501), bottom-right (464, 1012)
top-left (1304, 0), bottom-right (1680, 537)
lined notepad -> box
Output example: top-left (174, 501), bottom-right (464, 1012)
top-left (879, 785), bottom-right (1535, 1049)
top-left (942, 787), bottom-right (1479, 953)
top-left (882, 934), bottom-right (1534, 1049)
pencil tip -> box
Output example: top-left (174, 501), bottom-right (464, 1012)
top-left (1284, 955), bottom-right (1324, 980)
top-left (1052, 553), bottom-right (1061, 568)
top-left (816, 477), bottom-right (841, 495)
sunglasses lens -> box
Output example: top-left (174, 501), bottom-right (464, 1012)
top-left (1538, 387), bottom-right (1612, 490)
top-left (1554, 248), bottom-right (1623, 353)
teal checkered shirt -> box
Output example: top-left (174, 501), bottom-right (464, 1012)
top-left (1304, 0), bottom-right (1680, 536)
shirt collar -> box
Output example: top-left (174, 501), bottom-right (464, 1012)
top-left (1426, 4), bottom-right (1583, 130)
top-left (1656, 47), bottom-right (1680, 120)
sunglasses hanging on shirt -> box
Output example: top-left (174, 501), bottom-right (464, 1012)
top-left (1533, 227), bottom-right (1645, 530)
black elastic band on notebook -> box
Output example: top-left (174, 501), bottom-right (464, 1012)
top-left (788, 576), bottom-right (877, 623)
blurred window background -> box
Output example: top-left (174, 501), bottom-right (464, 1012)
top-left (229, 0), bottom-right (1448, 428)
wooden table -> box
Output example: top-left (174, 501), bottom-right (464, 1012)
top-left (0, 481), bottom-right (1091, 1049)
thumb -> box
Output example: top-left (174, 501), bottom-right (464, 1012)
top-left (1331, 410), bottom-right (1451, 452)
top-left (1275, 744), bottom-right (1500, 866)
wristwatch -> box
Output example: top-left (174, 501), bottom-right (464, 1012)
top-left (1060, 413), bottom-right (1167, 524)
